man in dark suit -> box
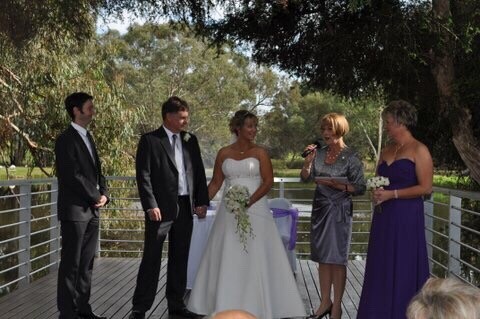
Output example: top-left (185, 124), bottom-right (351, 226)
top-left (55, 92), bottom-right (109, 319)
top-left (129, 96), bottom-right (209, 319)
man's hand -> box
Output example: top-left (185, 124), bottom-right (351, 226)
top-left (94, 195), bottom-right (108, 208)
top-left (194, 205), bottom-right (208, 219)
top-left (147, 207), bottom-right (162, 221)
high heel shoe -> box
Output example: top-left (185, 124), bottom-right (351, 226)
top-left (308, 304), bottom-right (332, 319)
top-left (317, 305), bottom-right (332, 319)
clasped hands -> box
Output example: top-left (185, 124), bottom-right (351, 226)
top-left (147, 205), bottom-right (208, 222)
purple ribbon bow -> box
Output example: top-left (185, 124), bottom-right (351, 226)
top-left (271, 207), bottom-right (299, 250)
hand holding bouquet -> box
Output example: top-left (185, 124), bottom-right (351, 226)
top-left (225, 185), bottom-right (254, 251)
top-left (366, 176), bottom-right (390, 212)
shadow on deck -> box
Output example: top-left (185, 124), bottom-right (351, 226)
top-left (0, 258), bottom-right (365, 319)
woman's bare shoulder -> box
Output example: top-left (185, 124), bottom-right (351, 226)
top-left (252, 145), bottom-right (270, 157)
top-left (216, 145), bottom-right (234, 161)
top-left (412, 140), bottom-right (432, 158)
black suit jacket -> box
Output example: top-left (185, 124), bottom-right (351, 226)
top-left (135, 127), bottom-right (209, 221)
top-left (55, 125), bottom-right (109, 221)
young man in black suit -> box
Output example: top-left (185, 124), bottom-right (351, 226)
top-left (129, 96), bottom-right (209, 319)
top-left (55, 92), bottom-right (109, 319)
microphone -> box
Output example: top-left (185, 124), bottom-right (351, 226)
top-left (301, 140), bottom-right (322, 158)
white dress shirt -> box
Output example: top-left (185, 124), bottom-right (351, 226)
top-left (71, 122), bottom-right (95, 163)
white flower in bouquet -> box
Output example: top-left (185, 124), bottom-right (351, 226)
top-left (366, 176), bottom-right (390, 190)
top-left (367, 176), bottom-right (390, 213)
top-left (225, 184), bottom-right (254, 251)
top-left (183, 132), bottom-right (191, 142)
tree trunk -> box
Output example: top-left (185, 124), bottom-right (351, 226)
top-left (431, 0), bottom-right (480, 184)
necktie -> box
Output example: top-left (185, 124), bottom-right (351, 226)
top-left (86, 131), bottom-right (96, 164)
top-left (172, 134), bottom-right (188, 195)
top-left (172, 134), bottom-right (177, 157)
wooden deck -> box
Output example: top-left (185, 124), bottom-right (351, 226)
top-left (0, 258), bottom-right (365, 319)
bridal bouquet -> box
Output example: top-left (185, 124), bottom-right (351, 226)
top-left (225, 184), bottom-right (254, 251)
top-left (366, 176), bottom-right (390, 190)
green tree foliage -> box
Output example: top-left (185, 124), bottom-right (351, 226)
top-left (258, 84), bottom-right (384, 163)
top-left (99, 23), bottom-right (283, 165)
top-left (0, 0), bottom-right (100, 48)
top-left (0, 29), bottom-right (142, 175)
top-left (128, 0), bottom-right (479, 182)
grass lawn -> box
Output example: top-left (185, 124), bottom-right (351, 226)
top-left (0, 167), bottom-right (53, 180)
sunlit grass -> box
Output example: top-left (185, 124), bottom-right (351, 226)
top-left (0, 166), bottom-right (53, 180)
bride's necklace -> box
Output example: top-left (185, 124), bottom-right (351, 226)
top-left (235, 143), bottom-right (252, 155)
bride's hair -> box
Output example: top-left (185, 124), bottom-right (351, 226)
top-left (229, 110), bottom-right (258, 136)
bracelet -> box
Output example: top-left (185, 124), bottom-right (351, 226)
top-left (394, 189), bottom-right (398, 199)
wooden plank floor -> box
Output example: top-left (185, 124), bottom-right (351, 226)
top-left (0, 258), bottom-right (365, 319)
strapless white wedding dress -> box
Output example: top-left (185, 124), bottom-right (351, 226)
top-left (187, 158), bottom-right (306, 318)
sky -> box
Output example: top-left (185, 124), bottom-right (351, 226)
top-left (96, 11), bottom-right (147, 35)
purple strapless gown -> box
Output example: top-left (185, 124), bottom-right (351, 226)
top-left (357, 159), bottom-right (429, 319)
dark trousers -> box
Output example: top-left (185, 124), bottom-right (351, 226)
top-left (132, 196), bottom-right (193, 313)
top-left (57, 217), bottom-right (99, 317)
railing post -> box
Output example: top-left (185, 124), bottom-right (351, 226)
top-left (423, 193), bottom-right (434, 272)
top-left (448, 195), bottom-right (462, 276)
top-left (18, 184), bottom-right (31, 287)
top-left (279, 179), bottom-right (285, 198)
top-left (50, 180), bottom-right (60, 272)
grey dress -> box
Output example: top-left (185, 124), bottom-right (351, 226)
top-left (301, 145), bottom-right (366, 265)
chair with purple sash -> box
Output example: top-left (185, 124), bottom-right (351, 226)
top-left (268, 198), bottom-right (298, 273)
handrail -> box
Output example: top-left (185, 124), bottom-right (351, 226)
top-left (1, 176), bottom-right (479, 297)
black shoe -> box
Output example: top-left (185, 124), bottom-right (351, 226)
top-left (168, 307), bottom-right (200, 318)
top-left (316, 306), bottom-right (332, 319)
top-left (308, 304), bottom-right (332, 319)
top-left (128, 311), bottom-right (145, 319)
top-left (78, 312), bottom-right (107, 319)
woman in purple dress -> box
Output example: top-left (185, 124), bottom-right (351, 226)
top-left (357, 100), bottom-right (433, 319)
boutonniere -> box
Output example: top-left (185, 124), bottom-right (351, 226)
top-left (183, 132), bottom-right (191, 142)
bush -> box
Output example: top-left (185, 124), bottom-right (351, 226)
top-left (286, 159), bottom-right (304, 169)
top-left (271, 159), bottom-right (287, 170)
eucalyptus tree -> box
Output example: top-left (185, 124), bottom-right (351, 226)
top-left (194, 0), bottom-right (479, 182)
top-left (101, 0), bottom-right (480, 182)
top-left (259, 85), bottom-right (384, 164)
top-left (100, 23), bottom-right (282, 165)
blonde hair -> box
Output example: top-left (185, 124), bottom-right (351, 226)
top-left (207, 310), bottom-right (257, 319)
top-left (320, 113), bottom-right (349, 137)
top-left (407, 277), bottom-right (480, 319)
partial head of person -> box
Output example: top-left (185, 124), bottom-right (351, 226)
top-left (319, 112), bottom-right (349, 142)
top-left (64, 92), bottom-right (94, 127)
top-left (229, 110), bottom-right (258, 138)
top-left (162, 96), bottom-right (190, 133)
top-left (407, 277), bottom-right (480, 319)
top-left (382, 100), bottom-right (418, 133)
top-left (208, 310), bottom-right (257, 319)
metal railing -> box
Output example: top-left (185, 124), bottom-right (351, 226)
top-left (1, 177), bottom-right (479, 297)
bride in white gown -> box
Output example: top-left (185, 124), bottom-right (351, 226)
top-left (188, 110), bottom-right (306, 319)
